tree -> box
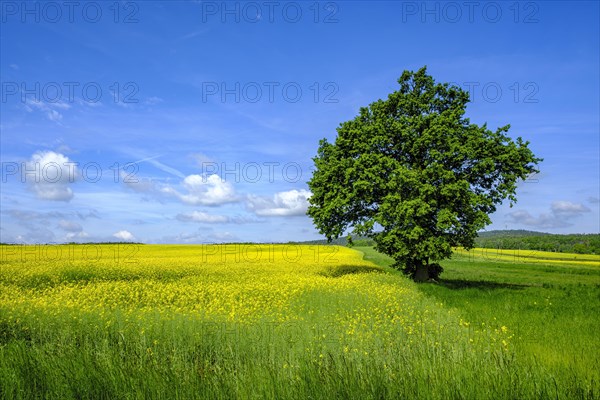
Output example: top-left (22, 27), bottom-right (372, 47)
top-left (307, 67), bottom-right (542, 281)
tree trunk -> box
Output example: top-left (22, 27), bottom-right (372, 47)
top-left (413, 263), bottom-right (429, 282)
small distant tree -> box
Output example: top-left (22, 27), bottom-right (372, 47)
top-left (307, 67), bottom-right (542, 281)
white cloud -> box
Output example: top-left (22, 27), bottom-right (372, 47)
top-left (247, 189), bottom-right (311, 217)
top-left (507, 200), bottom-right (592, 229)
top-left (551, 201), bottom-right (591, 216)
top-left (65, 231), bottom-right (90, 240)
top-left (162, 174), bottom-right (237, 206)
top-left (506, 210), bottom-right (569, 229)
top-left (176, 211), bottom-right (229, 223)
top-left (24, 99), bottom-right (71, 122)
top-left (26, 151), bottom-right (78, 201)
top-left (113, 230), bottom-right (135, 241)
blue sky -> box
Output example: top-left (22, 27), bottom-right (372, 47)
top-left (1, 1), bottom-right (598, 244)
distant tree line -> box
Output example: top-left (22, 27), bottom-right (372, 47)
top-left (300, 230), bottom-right (600, 255)
top-left (474, 231), bottom-right (600, 254)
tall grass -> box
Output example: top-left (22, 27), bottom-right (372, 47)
top-left (359, 246), bottom-right (600, 399)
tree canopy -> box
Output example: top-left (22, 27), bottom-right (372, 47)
top-left (307, 67), bottom-right (542, 281)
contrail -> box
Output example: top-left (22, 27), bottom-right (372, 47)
top-left (129, 154), bottom-right (186, 179)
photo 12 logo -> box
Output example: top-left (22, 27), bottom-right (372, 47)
top-left (199, 244), bottom-right (339, 264)
top-left (201, 81), bottom-right (339, 104)
top-left (1, 160), bottom-right (140, 185)
top-left (448, 81), bottom-right (540, 104)
top-left (1, 81), bottom-right (139, 105)
top-left (199, 162), bottom-right (304, 183)
top-left (200, 1), bottom-right (339, 23)
top-left (400, 1), bottom-right (540, 24)
top-left (1, 1), bottom-right (140, 23)
top-left (0, 243), bottom-right (140, 263)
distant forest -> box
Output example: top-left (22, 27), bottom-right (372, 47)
top-left (301, 230), bottom-right (600, 255)
top-left (474, 230), bottom-right (599, 254)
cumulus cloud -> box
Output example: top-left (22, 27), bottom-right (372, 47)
top-left (247, 189), bottom-right (311, 217)
top-left (121, 172), bottom-right (238, 207)
top-left (506, 210), bottom-right (570, 229)
top-left (507, 200), bottom-right (591, 229)
top-left (25, 151), bottom-right (78, 201)
top-left (161, 174), bottom-right (237, 206)
top-left (113, 230), bottom-right (135, 241)
top-left (551, 201), bottom-right (591, 217)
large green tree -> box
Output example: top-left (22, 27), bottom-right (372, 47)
top-left (307, 67), bottom-right (542, 281)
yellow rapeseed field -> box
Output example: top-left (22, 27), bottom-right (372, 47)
top-left (0, 244), bottom-right (510, 356)
top-left (6, 244), bottom-right (585, 399)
